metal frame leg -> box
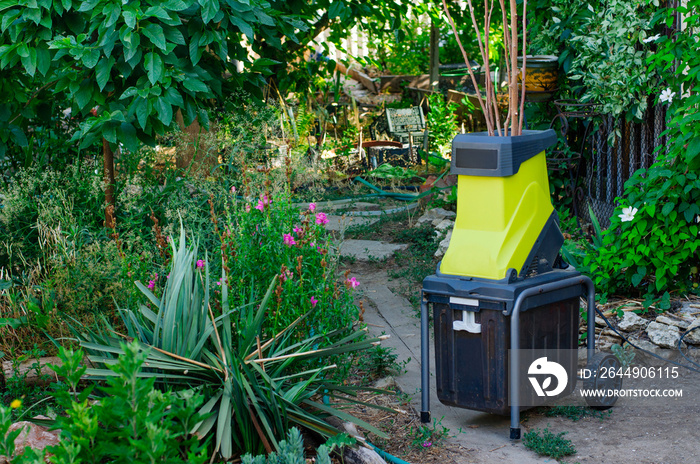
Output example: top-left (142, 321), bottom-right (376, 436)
top-left (509, 275), bottom-right (596, 439)
top-left (420, 291), bottom-right (430, 423)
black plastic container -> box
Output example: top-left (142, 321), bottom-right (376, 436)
top-left (423, 267), bottom-right (581, 415)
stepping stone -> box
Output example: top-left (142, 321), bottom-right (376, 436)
top-left (325, 215), bottom-right (379, 232)
top-left (338, 239), bottom-right (408, 261)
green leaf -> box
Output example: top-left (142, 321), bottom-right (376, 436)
top-left (123, 10), bottom-right (137, 29)
top-left (154, 98), bottom-right (173, 126)
top-left (163, 26), bottom-right (185, 45)
top-left (134, 98), bottom-right (149, 129)
top-left (142, 23), bottom-right (166, 50)
top-left (35, 46), bottom-right (50, 76)
top-left (163, 87), bottom-right (183, 107)
top-left (162, 0), bottom-right (189, 11)
top-left (1, 9), bottom-right (21, 33)
top-left (82, 48), bottom-right (99, 68)
top-left (144, 52), bottom-right (164, 85)
top-left (145, 5), bottom-right (170, 20)
top-left (230, 16), bottom-right (253, 39)
top-left (201, 0), bottom-right (219, 23)
top-left (328, 1), bottom-right (345, 19)
top-left (661, 201), bottom-right (674, 217)
top-left (182, 78), bottom-right (207, 94)
top-left (74, 83), bottom-right (92, 110)
top-left (20, 46), bottom-right (37, 76)
top-left (685, 137), bottom-right (700, 165)
top-left (189, 38), bottom-right (202, 66)
top-left (103, 3), bottom-right (121, 28)
top-left (96, 56), bottom-right (114, 91)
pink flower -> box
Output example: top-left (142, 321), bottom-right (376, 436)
top-left (231, 186), bottom-right (236, 194)
top-left (147, 280), bottom-right (156, 290)
top-left (422, 441), bottom-right (432, 448)
top-left (255, 200), bottom-right (264, 212)
top-left (196, 259), bottom-right (205, 269)
top-left (283, 233), bottom-right (296, 246)
top-left (245, 204), bottom-right (251, 212)
top-left (261, 194), bottom-right (270, 206)
top-left (310, 296), bottom-right (318, 308)
top-left (309, 202), bottom-right (316, 212)
top-left (346, 277), bottom-right (360, 289)
top-left (293, 225), bottom-right (303, 235)
top-left (316, 212), bottom-right (328, 225)
top-left (280, 269), bottom-right (293, 283)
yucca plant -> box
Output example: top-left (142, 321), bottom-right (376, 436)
top-left (72, 226), bottom-right (390, 459)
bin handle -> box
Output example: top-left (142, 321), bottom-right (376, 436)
top-left (453, 310), bottom-right (481, 333)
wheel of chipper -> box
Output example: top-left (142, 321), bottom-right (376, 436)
top-left (584, 352), bottom-right (623, 410)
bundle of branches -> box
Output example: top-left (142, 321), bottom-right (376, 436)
top-left (443, 0), bottom-right (527, 136)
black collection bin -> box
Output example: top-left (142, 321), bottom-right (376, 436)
top-left (422, 267), bottom-right (582, 416)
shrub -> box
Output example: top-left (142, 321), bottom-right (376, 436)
top-left (0, 343), bottom-right (208, 464)
top-left (583, 159), bottom-right (700, 306)
top-left (76, 226), bottom-right (387, 460)
top-left (241, 428), bottom-right (331, 464)
top-left (221, 191), bottom-right (359, 336)
top-left (523, 427), bottom-right (576, 460)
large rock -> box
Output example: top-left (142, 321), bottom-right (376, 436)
top-left (646, 321), bottom-right (682, 349)
top-left (0, 421), bottom-right (60, 463)
top-left (434, 229), bottom-right (452, 258)
top-left (683, 319), bottom-right (700, 345)
top-left (434, 218), bottom-right (454, 233)
top-left (618, 312), bottom-right (649, 332)
top-left (415, 208), bottom-right (455, 227)
top-left (342, 446), bottom-right (388, 464)
top-left (655, 315), bottom-right (690, 330)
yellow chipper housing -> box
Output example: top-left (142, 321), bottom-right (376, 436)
top-left (420, 130), bottom-right (617, 440)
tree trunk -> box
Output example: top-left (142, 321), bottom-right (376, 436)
top-left (103, 138), bottom-right (116, 229)
top-left (429, 20), bottom-right (440, 90)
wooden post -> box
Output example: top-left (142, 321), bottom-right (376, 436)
top-left (103, 138), bottom-right (116, 229)
top-left (429, 20), bottom-right (440, 90)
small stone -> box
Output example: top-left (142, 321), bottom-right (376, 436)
top-left (646, 321), bottom-right (682, 349)
top-left (434, 229), bottom-right (452, 258)
top-left (596, 335), bottom-right (619, 351)
top-left (595, 317), bottom-right (606, 327)
top-left (683, 319), bottom-right (700, 345)
top-left (618, 312), bottom-right (649, 332)
top-left (627, 336), bottom-right (679, 361)
top-left (415, 208), bottom-right (456, 226)
top-left (434, 219), bottom-right (454, 232)
top-left (656, 315), bottom-right (690, 330)
top-left (373, 376), bottom-right (397, 390)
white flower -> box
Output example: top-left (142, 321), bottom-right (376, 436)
top-left (619, 206), bottom-right (638, 222)
top-left (659, 88), bottom-right (676, 103)
top-left (643, 34), bottom-right (661, 43)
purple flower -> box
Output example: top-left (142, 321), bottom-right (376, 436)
top-left (347, 277), bottom-right (360, 289)
top-left (196, 259), bottom-right (205, 269)
top-left (283, 233), bottom-right (296, 246)
top-left (310, 296), bottom-right (318, 308)
top-left (147, 280), bottom-right (156, 290)
top-left (316, 212), bottom-right (328, 225)
top-left (309, 202), bottom-right (316, 212)
top-left (422, 441), bottom-right (432, 448)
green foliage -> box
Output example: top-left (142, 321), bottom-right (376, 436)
top-left (611, 343), bottom-right (636, 369)
top-left (222, 192), bottom-right (359, 336)
top-left (241, 428), bottom-right (332, 464)
top-left (583, 160), bottom-right (700, 305)
top-left (523, 428), bottom-right (576, 460)
top-left (648, 0), bottom-right (700, 170)
top-left (544, 406), bottom-right (611, 422)
top-left (426, 94), bottom-right (458, 153)
top-left (0, 343), bottom-right (209, 464)
top-left (408, 417), bottom-right (449, 451)
top-left (0, 345), bottom-right (66, 422)
top-left (76, 225), bottom-right (387, 459)
top-left (528, 0), bottom-right (660, 122)
top-left (367, 163), bottom-right (419, 181)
